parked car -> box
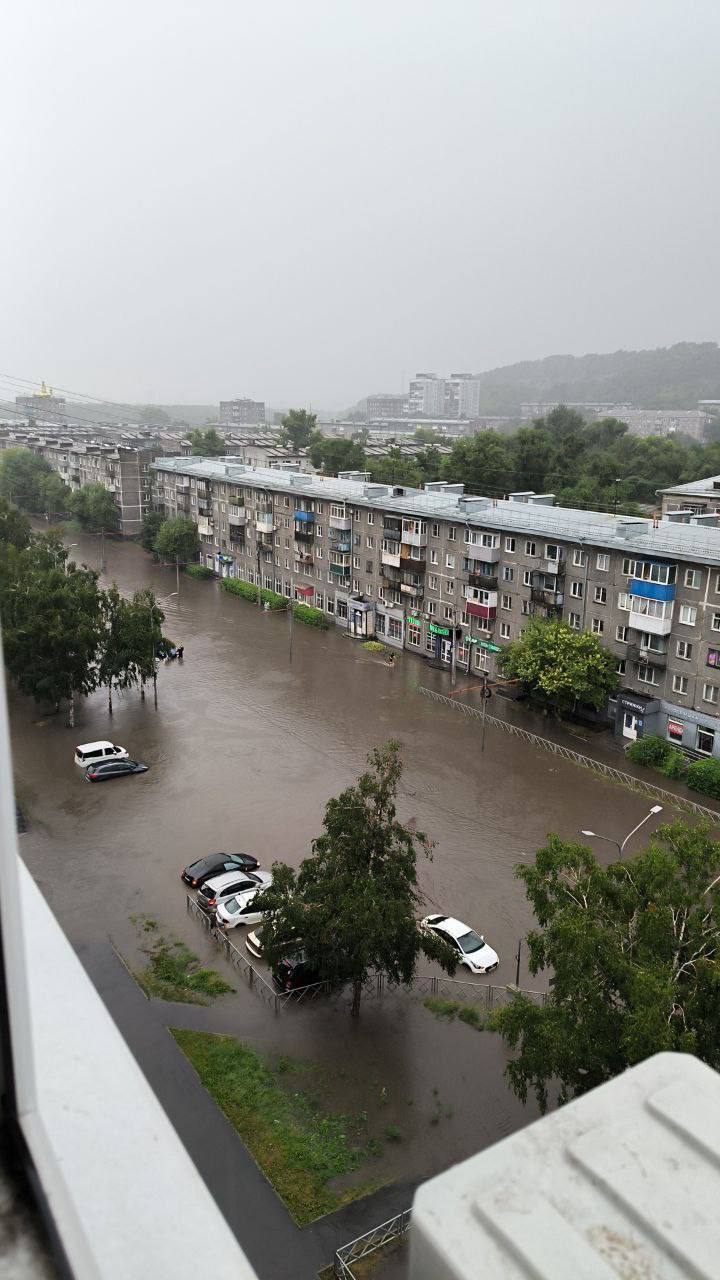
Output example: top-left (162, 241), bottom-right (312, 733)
top-left (420, 914), bottom-right (499, 975)
top-left (197, 869), bottom-right (272, 913)
top-left (75, 740), bottom-right (128, 768)
top-left (272, 953), bottom-right (321, 992)
top-left (245, 928), bottom-right (264, 959)
top-left (215, 886), bottom-right (272, 930)
top-left (181, 852), bottom-right (259, 888)
top-left (84, 758), bottom-right (148, 783)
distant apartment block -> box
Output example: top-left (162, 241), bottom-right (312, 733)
top-left (219, 398), bottom-right (266, 426)
top-left (374, 374), bottom-right (486, 422)
top-left (153, 457), bottom-right (720, 760)
top-left (366, 394), bottom-right (408, 421)
top-left (619, 409), bottom-right (710, 440)
top-left (15, 382), bottom-right (67, 424)
top-left (519, 401), bottom-right (634, 421)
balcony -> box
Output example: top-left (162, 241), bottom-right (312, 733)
top-left (293, 509), bottom-right (315, 524)
top-left (198, 519), bottom-right (214, 538)
top-left (228, 506), bottom-right (246, 526)
top-left (629, 601), bottom-right (673, 636)
top-left (627, 643), bottom-right (668, 669)
top-left (330, 551), bottom-right (351, 568)
top-left (401, 523), bottom-right (427, 548)
top-left (329, 538), bottom-right (352, 554)
top-left (400, 550), bottom-right (426, 572)
top-left (465, 541), bottom-right (500, 564)
top-left (329, 562), bottom-right (351, 577)
top-left (256, 532), bottom-right (274, 551)
top-left (293, 528), bottom-right (314, 544)
top-left (294, 549), bottom-right (314, 566)
top-left (468, 570), bottom-right (498, 590)
top-left (466, 601), bottom-right (497, 622)
top-left (198, 502), bottom-right (213, 517)
top-left (382, 547), bottom-right (402, 568)
top-left (255, 512), bottom-right (276, 533)
top-left (383, 517), bottom-right (403, 535)
top-left (531, 586), bottom-right (564, 608)
top-left (629, 577), bottom-right (675, 603)
top-left (229, 528), bottom-right (245, 546)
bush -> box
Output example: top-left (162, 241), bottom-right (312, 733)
top-left (362, 640), bottom-right (387, 652)
top-left (626, 735), bottom-right (674, 768)
top-left (657, 748), bottom-right (688, 780)
top-left (687, 758), bottom-right (720, 800)
top-left (292, 603), bottom-right (328, 629)
top-left (220, 579), bottom-right (287, 610)
top-left (184, 564), bottom-right (215, 580)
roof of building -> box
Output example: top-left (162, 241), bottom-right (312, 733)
top-left (659, 473), bottom-right (720, 496)
top-left (152, 456), bottom-right (720, 565)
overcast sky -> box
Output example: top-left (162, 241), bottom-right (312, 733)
top-left (2, 0), bottom-right (719, 411)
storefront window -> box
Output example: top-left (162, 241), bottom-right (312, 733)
top-left (697, 727), bottom-right (715, 755)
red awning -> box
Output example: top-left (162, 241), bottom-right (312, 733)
top-left (295, 585), bottom-right (314, 598)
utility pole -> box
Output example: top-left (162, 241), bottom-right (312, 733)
top-left (288, 574), bottom-right (294, 665)
top-left (176, 556), bottom-right (180, 593)
top-left (515, 938), bottom-right (522, 987)
top-left (450, 608), bottom-right (457, 688)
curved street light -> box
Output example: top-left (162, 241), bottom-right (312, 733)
top-left (581, 804), bottom-right (663, 861)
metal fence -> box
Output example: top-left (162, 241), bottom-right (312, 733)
top-left (334, 1208), bottom-right (411, 1279)
top-left (419, 686), bottom-right (720, 822)
top-left (414, 972), bottom-right (547, 1008)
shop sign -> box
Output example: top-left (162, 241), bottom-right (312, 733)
top-left (428, 623), bottom-right (450, 636)
top-left (667, 719), bottom-right (684, 740)
top-left (478, 640), bottom-right (501, 653)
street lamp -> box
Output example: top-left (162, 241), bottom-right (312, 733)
top-left (581, 804), bottom-right (663, 860)
top-left (613, 478), bottom-right (623, 516)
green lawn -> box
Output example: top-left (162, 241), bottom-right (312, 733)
top-left (171, 1029), bottom-right (382, 1223)
top-left (134, 930), bottom-right (234, 1004)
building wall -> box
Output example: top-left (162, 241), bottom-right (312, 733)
top-left (218, 399), bottom-right (266, 426)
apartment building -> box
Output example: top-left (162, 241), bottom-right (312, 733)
top-left (218, 398), bottom-right (266, 426)
top-left (658, 472), bottom-right (720, 518)
top-left (24, 435), bottom-right (165, 535)
top-left (152, 457), bottom-right (720, 760)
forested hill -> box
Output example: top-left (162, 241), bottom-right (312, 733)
top-left (475, 342), bottom-right (720, 414)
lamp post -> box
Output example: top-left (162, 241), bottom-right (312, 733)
top-left (613, 478), bottom-right (622, 516)
top-left (581, 804), bottom-right (663, 861)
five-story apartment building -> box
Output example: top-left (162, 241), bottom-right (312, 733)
top-left (152, 456), bottom-right (720, 761)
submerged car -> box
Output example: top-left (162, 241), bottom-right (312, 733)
top-left (215, 885), bottom-right (272, 930)
top-left (245, 927), bottom-right (264, 959)
top-left (75, 740), bottom-right (128, 767)
top-left (197, 869), bottom-right (272, 913)
top-left (181, 852), bottom-right (259, 888)
top-left (84, 759), bottom-right (148, 783)
top-left (421, 914), bottom-right (499, 975)
top-left (272, 953), bottom-right (321, 992)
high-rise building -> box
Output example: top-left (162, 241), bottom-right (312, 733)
top-left (219, 398), bottom-right (266, 426)
top-left (407, 374), bottom-right (446, 418)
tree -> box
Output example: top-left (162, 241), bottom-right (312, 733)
top-left (0, 448), bottom-right (53, 512)
top-left (139, 510), bottom-right (165, 554)
top-left (279, 409), bottom-right (318, 451)
top-left (187, 428), bottom-right (226, 457)
top-left (40, 471), bottom-right (71, 518)
top-left (493, 823), bottom-right (720, 1111)
top-left (69, 483), bottom-right (120, 534)
top-left (254, 741), bottom-right (456, 1017)
top-left (308, 436), bottom-right (365, 476)
top-left (0, 499), bottom-right (31, 549)
top-left (498, 618), bottom-right (617, 714)
top-left (154, 516), bottom-right (199, 565)
top-left (413, 426), bottom-right (438, 444)
top-left (367, 452), bottom-right (422, 487)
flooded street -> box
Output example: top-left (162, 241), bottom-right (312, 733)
top-left (12, 528), bottom-right (653, 977)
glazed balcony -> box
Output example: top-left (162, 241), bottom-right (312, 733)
top-left (465, 541), bottom-right (500, 564)
top-left (383, 516), bottom-right (403, 535)
top-left (197, 501), bottom-right (213, 517)
top-left (329, 562), bottom-right (351, 577)
top-left (466, 602), bottom-right (497, 622)
top-left (329, 537), bottom-right (352, 554)
top-left (294, 509), bottom-right (314, 526)
top-left (228, 506), bottom-right (246, 526)
top-left (198, 519), bottom-right (214, 539)
top-left (255, 512), bottom-right (276, 533)
top-left (401, 522), bottom-right (427, 548)
top-left (329, 512), bottom-right (352, 532)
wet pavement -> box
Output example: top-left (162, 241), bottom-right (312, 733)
top-left (8, 529), bottom-right (683, 1276)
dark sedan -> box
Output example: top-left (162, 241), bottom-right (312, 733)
top-left (180, 852), bottom-right (260, 888)
top-left (85, 759), bottom-right (148, 783)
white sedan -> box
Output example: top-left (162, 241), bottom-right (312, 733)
top-left (421, 914), bottom-right (499, 975)
top-left (215, 886), bottom-right (269, 930)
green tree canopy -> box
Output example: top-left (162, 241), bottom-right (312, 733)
top-left (68, 483), bottom-right (119, 533)
top-left (493, 824), bottom-right (720, 1111)
top-left (308, 436), bottom-right (365, 476)
top-left (40, 471), bottom-right (71, 517)
top-left (254, 741), bottom-right (456, 1017)
top-left (498, 618), bottom-right (618, 713)
top-left (279, 409), bottom-right (318, 451)
top-left (187, 428), bottom-right (226, 456)
top-left (139, 510), bottom-right (165, 554)
top-left (154, 516), bottom-right (199, 563)
top-left (0, 448), bottom-right (53, 512)
top-left (0, 499), bottom-right (31, 549)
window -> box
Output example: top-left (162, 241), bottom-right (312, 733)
top-left (591, 618), bottom-right (604, 635)
top-left (365, 560), bottom-right (373, 574)
top-left (697, 727), bottom-right (715, 754)
top-left (388, 617), bottom-right (402, 640)
top-left (502, 565), bottom-right (514, 582)
top-left (445, 553), bottom-right (455, 569)
top-left (618, 592), bottom-right (631, 611)
top-left (430, 549), bottom-right (438, 565)
top-left (500, 622), bottom-right (511, 639)
top-left (353, 555), bottom-right (360, 569)
top-left (712, 613), bottom-right (720, 632)
top-left (316, 525), bottom-right (323, 538)
top-left (685, 569), bottom-right (699, 589)
top-left (594, 586), bottom-right (607, 605)
top-left (568, 612), bottom-right (581, 630)
top-left (708, 648), bottom-right (720, 669)
top-left (474, 647), bottom-right (488, 671)
top-left (673, 674), bottom-right (689, 695)
top-left (367, 513), bottom-right (374, 525)
top-left (679, 605), bottom-right (697, 626)
top-left (638, 664), bottom-right (659, 685)
top-left (407, 625), bottom-right (420, 648)
top-left (426, 600), bottom-right (436, 616)
top-left (703, 683), bottom-right (719, 705)
top-left (716, 573), bottom-right (720, 594)
top-left (521, 600), bottom-right (531, 615)
top-left (525, 540), bottom-right (536, 556)
top-left (677, 640), bottom-right (693, 660)
top-left (352, 579), bottom-right (360, 592)
top-left (573, 549), bottom-right (586, 567)
top-left (616, 625), bottom-right (628, 643)
top-left (447, 525), bottom-right (457, 542)
top-left (366, 536), bottom-right (374, 549)
top-left (501, 594), bottom-right (512, 610)
top-left (425, 631), bottom-right (435, 654)
top-left (428, 575), bottom-right (438, 590)
top-left (522, 570), bottom-right (532, 587)
top-left (545, 544), bottom-right (560, 561)
top-left (431, 523), bottom-right (439, 537)
top-left (445, 579), bottom-right (455, 596)
top-left (570, 581), bottom-right (584, 598)
top-left (461, 610), bottom-right (470, 626)
top-left (443, 605), bottom-right (453, 620)
top-left (596, 553), bottom-right (610, 572)
top-left (505, 537), bottom-right (516, 553)
top-left (616, 659), bottom-right (626, 676)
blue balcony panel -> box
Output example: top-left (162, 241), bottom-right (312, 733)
top-left (629, 579), bottom-right (675, 602)
top-left (294, 510), bottom-right (315, 523)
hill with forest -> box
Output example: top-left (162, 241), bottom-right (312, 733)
top-left (473, 342), bottom-right (720, 414)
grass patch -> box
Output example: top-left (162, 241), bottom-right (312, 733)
top-left (170, 1030), bottom-right (382, 1224)
top-left (184, 563), bottom-right (215, 579)
top-left (134, 931), bottom-right (234, 1005)
top-left (423, 996), bottom-right (485, 1030)
top-left (362, 640), bottom-right (387, 652)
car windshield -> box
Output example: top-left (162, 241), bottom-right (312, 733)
top-left (224, 897), bottom-right (242, 915)
top-left (457, 929), bottom-right (485, 954)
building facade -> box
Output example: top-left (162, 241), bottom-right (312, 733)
top-left (659, 473), bottom-right (720, 518)
top-left (218, 399), bottom-right (266, 426)
top-left (15, 382), bottom-right (67, 424)
top-left (152, 457), bottom-right (720, 760)
top-left (366, 394), bottom-right (408, 421)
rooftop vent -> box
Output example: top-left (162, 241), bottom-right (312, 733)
top-left (615, 519), bottom-right (650, 540)
top-left (457, 495), bottom-right (491, 513)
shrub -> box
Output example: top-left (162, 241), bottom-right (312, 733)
top-left (626, 735), bottom-right (673, 768)
top-left (687, 758), bottom-right (720, 800)
top-left (292, 603), bottom-right (328, 629)
top-left (657, 748), bottom-right (688, 780)
top-left (362, 640), bottom-right (387, 652)
top-left (184, 563), bottom-right (215, 580)
top-left (220, 579), bottom-right (287, 610)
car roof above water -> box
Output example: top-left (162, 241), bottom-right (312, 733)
top-left (76, 741), bottom-right (117, 753)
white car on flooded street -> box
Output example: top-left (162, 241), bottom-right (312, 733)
top-left (215, 886), bottom-right (270, 930)
top-left (421, 914), bottom-right (499, 975)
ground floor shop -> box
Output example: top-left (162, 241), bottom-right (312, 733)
top-left (609, 689), bottom-right (720, 759)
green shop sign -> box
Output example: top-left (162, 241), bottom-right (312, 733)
top-left (478, 640), bottom-right (501, 653)
top-left (428, 623), bottom-right (450, 636)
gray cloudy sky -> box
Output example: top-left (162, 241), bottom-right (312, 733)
top-left (2, 0), bottom-right (719, 410)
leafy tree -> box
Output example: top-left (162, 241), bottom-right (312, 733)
top-left (187, 428), bottom-right (226, 456)
top-left (128, 588), bottom-right (168, 701)
top-left (139, 510), bottom-right (165, 554)
top-left (498, 618), bottom-right (617, 713)
top-left (279, 409), bottom-right (318, 451)
top-left (255, 741), bottom-right (456, 1017)
top-left (493, 823), bottom-right (720, 1111)
top-left (413, 426), bottom-right (438, 444)
top-left (367, 451), bottom-right (422, 487)
top-left (0, 499), bottom-right (31, 549)
top-left (0, 448), bottom-right (53, 512)
top-left (308, 437), bottom-right (365, 476)
top-left (443, 432), bottom-right (512, 496)
top-left (154, 516), bottom-right (199, 564)
top-left (98, 586), bottom-right (137, 714)
top-left (40, 471), bottom-right (71, 518)
top-left (69, 483), bottom-right (119, 533)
